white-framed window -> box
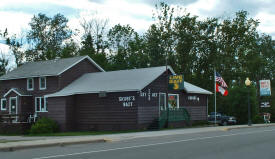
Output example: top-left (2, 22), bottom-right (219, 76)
top-left (27, 78), bottom-right (34, 91)
top-left (35, 97), bottom-right (47, 112)
top-left (1, 98), bottom-right (7, 111)
top-left (159, 93), bottom-right (166, 110)
top-left (39, 77), bottom-right (46, 90)
top-left (168, 94), bottom-right (179, 109)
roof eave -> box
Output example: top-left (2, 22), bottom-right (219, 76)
top-left (57, 56), bottom-right (105, 76)
top-left (45, 89), bottom-right (140, 98)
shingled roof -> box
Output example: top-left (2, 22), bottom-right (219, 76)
top-left (0, 56), bottom-right (105, 80)
top-left (45, 66), bottom-right (212, 97)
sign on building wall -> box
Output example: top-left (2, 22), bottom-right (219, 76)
top-left (259, 80), bottom-right (271, 96)
top-left (260, 101), bottom-right (270, 108)
top-left (118, 96), bottom-right (135, 107)
top-left (168, 75), bottom-right (184, 90)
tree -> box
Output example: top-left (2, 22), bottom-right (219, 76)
top-left (107, 24), bottom-right (144, 70)
top-left (78, 33), bottom-right (109, 70)
top-left (0, 53), bottom-right (9, 76)
top-left (0, 29), bottom-right (10, 74)
top-left (144, 2), bottom-right (175, 68)
top-left (80, 16), bottom-right (109, 54)
top-left (26, 13), bottom-right (72, 61)
top-left (219, 84), bottom-right (258, 124)
top-left (6, 33), bottom-right (25, 66)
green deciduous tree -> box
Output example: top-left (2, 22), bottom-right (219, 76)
top-left (26, 13), bottom-right (72, 61)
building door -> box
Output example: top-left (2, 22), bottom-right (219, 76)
top-left (10, 97), bottom-right (17, 114)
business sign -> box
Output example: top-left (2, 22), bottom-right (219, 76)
top-left (118, 96), bottom-right (135, 107)
top-left (260, 101), bottom-right (270, 108)
top-left (259, 80), bottom-right (271, 96)
top-left (169, 75), bottom-right (184, 90)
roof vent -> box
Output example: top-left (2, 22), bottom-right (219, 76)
top-left (99, 91), bottom-right (107, 98)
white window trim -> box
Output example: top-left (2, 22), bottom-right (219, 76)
top-left (9, 97), bottom-right (17, 114)
top-left (39, 77), bottom-right (46, 90)
top-left (159, 92), bottom-right (166, 111)
top-left (35, 97), bottom-right (48, 112)
top-left (1, 98), bottom-right (7, 111)
top-left (168, 94), bottom-right (180, 109)
top-left (27, 78), bottom-right (34, 91)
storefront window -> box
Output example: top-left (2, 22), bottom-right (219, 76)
top-left (168, 94), bottom-right (179, 109)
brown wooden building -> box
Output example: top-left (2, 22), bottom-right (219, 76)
top-left (0, 56), bottom-right (212, 131)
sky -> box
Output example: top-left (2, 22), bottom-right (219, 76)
top-left (1, 0), bottom-right (275, 58)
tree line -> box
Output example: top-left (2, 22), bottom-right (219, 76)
top-left (0, 3), bottom-right (274, 123)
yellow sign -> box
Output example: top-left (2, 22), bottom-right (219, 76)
top-left (168, 75), bottom-right (184, 90)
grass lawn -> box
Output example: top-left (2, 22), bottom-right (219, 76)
top-left (25, 129), bottom-right (144, 136)
top-left (0, 139), bottom-right (27, 143)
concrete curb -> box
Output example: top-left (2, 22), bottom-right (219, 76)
top-left (221, 123), bottom-right (275, 131)
top-left (1, 124), bottom-right (274, 152)
top-left (0, 138), bottom-right (110, 152)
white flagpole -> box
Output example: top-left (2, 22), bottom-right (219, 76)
top-left (214, 68), bottom-right (217, 126)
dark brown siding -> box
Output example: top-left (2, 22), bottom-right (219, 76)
top-left (0, 57), bottom-right (102, 116)
top-left (181, 93), bottom-right (208, 120)
top-left (75, 92), bottom-right (138, 131)
top-left (4, 92), bottom-right (18, 114)
top-left (58, 59), bottom-right (101, 89)
top-left (138, 71), bottom-right (209, 124)
top-left (47, 97), bottom-right (67, 131)
top-left (65, 96), bottom-right (76, 131)
top-left (0, 76), bottom-right (59, 98)
top-left (20, 96), bottom-right (33, 115)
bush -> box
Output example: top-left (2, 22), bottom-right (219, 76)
top-left (30, 117), bottom-right (58, 134)
top-left (252, 115), bottom-right (264, 124)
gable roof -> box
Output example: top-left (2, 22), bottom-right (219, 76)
top-left (3, 88), bottom-right (32, 97)
top-left (0, 56), bottom-right (105, 80)
top-left (184, 82), bottom-right (212, 95)
top-left (45, 66), bottom-right (212, 98)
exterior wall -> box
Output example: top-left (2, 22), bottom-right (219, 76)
top-left (58, 59), bottom-right (101, 89)
top-left (20, 96), bottom-right (33, 115)
top-left (47, 97), bottom-right (67, 131)
top-left (0, 91), bottom-right (33, 121)
top-left (182, 94), bottom-right (208, 120)
top-left (4, 92), bottom-right (19, 114)
top-left (75, 92), bottom-right (138, 131)
top-left (0, 76), bottom-right (59, 97)
top-left (138, 71), bottom-right (209, 128)
top-left (46, 71), bottom-right (209, 131)
top-left (0, 58), bottom-right (102, 116)
top-left (65, 96), bottom-right (76, 131)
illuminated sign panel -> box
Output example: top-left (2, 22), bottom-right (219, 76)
top-left (168, 75), bottom-right (184, 90)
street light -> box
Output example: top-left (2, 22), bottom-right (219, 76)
top-left (245, 77), bottom-right (252, 126)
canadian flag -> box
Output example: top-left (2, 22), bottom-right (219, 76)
top-left (216, 83), bottom-right (228, 96)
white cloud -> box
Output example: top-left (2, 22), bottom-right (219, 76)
top-left (0, 11), bottom-right (32, 35)
top-left (187, 0), bottom-right (219, 18)
top-left (255, 12), bottom-right (275, 35)
top-left (75, 0), bottom-right (154, 33)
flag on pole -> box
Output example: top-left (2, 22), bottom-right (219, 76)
top-left (215, 72), bottom-right (228, 88)
top-left (216, 83), bottom-right (228, 96)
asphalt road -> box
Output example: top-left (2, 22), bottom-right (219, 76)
top-left (2, 126), bottom-right (275, 159)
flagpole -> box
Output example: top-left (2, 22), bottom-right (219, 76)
top-left (214, 68), bottom-right (217, 126)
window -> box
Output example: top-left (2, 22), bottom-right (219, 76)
top-left (27, 78), bottom-right (34, 90)
top-left (1, 99), bottom-right (7, 111)
top-left (168, 94), bottom-right (179, 109)
top-left (39, 77), bottom-right (46, 90)
top-left (159, 93), bottom-right (166, 110)
top-left (35, 97), bottom-right (47, 112)
top-left (188, 96), bottom-right (200, 101)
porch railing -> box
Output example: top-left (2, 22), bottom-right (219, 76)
top-left (159, 107), bottom-right (190, 128)
top-left (0, 113), bottom-right (33, 123)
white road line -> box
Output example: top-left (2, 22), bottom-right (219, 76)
top-left (32, 128), bottom-right (275, 159)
